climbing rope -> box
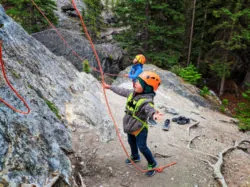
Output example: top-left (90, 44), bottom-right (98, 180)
top-left (30, 0), bottom-right (125, 78)
top-left (71, 0), bottom-right (176, 173)
top-left (0, 41), bottom-right (30, 114)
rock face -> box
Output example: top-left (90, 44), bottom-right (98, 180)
top-left (54, 0), bottom-right (86, 31)
top-left (32, 29), bottom-right (94, 71)
top-left (0, 6), bottom-right (114, 186)
top-left (32, 0), bottom-right (128, 75)
top-left (32, 29), bottom-right (127, 75)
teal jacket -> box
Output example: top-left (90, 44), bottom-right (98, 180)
top-left (128, 64), bottom-right (143, 81)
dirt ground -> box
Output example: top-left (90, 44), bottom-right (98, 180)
top-left (68, 85), bottom-right (250, 187)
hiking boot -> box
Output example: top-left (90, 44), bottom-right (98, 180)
top-left (148, 118), bottom-right (157, 126)
top-left (172, 116), bottom-right (190, 125)
top-left (172, 116), bottom-right (185, 122)
top-left (177, 117), bottom-right (190, 125)
top-left (145, 162), bottom-right (157, 177)
top-left (125, 156), bottom-right (140, 165)
top-left (162, 119), bottom-right (170, 131)
top-left (172, 117), bottom-right (178, 122)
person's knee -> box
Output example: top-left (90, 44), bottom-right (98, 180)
top-left (138, 144), bottom-right (148, 153)
top-left (128, 138), bottom-right (134, 145)
top-left (127, 135), bottom-right (135, 144)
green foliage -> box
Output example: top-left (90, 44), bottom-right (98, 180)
top-left (45, 99), bottom-right (61, 120)
top-left (200, 86), bottom-right (211, 97)
top-left (10, 70), bottom-right (21, 79)
top-left (83, 0), bottom-right (104, 39)
top-left (113, 0), bottom-right (185, 68)
top-left (82, 59), bottom-right (91, 73)
top-left (28, 84), bottom-right (34, 89)
top-left (1, 0), bottom-right (58, 33)
top-left (209, 2), bottom-right (250, 51)
top-left (219, 98), bottom-right (229, 113)
top-left (222, 98), bottom-right (229, 106)
top-left (170, 65), bottom-right (183, 75)
top-left (209, 60), bottom-right (232, 78)
top-left (179, 64), bottom-right (201, 85)
top-left (186, 0), bottom-right (250, 88)
top-left (203, 0), bottom-right (250, 81)
top-left (147, 50), bottom-right (182, 69)
top-left (235, 85), bottom-right (250, 131)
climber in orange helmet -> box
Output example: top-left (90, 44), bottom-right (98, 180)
top-left (126, 54), bottom-right (146, 88)
top-left (103, 71), bottom-right (163, 177)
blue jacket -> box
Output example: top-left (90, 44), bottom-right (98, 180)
top-left (128, 64), bottom-right (143, 81)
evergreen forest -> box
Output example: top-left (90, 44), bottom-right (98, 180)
top-left (0, 0), bottom-right (249, 130)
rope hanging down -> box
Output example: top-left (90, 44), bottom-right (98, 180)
top-left (30, 0), bottom-right (125, 78)
top-left (0, 41), bottom-right (30, 114)
top-left (71, 0), bottom-right (176, 173)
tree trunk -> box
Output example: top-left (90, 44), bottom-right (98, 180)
top-left (144, 0), bottom-right (150, 51)
top-left (219, 75), bottom-right (225, 96)
top-left (219, 54), bottom-right (228, 96)
top-left (187, 0), bottom-right (196, 66)
top-left (182, 0), bottom-right (193, 65)
top-left (242, 66), bottom-right (250, 88)
top-left (197, 5), bottom-right (207, 68)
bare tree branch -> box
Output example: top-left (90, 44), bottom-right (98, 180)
top-left (203, 140), bottom-right (250, 187)
top-left (78, 172), bottom-right (86, 187)
top-left (187, 121), bottom-right (200, 136)
top-left (187, 135), bottom-right (200, 149)
top-left (45, 175), bottom-right (60, 187)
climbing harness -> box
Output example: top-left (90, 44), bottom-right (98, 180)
top-left (125, 93), bottom-right (152, 135)
top-left (70, 0), bottom-right (176, 173)
top-left (0, 41), bottom-right (30, 114)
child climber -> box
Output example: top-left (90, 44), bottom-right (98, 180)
top-left (126, 54), bottom-right (146, 88)
top-left (103, 71), bottom-right (163, 177)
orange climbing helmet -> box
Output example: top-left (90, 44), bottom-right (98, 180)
top-left (135, 54), bottom-right (146, 64)
top-left (139, 71), bottom-right (161, 91)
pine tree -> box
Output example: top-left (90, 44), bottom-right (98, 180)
top-left (83, 0), bottom-right (104, 40)
top-left (1, 0), bottom-right (58, 33)
top-left (206, 0), bottom-right (250, 95)
top-left (193, 0), bottom-right (210, 68)
top-left (236, 85), bottom-right (250, 131)
top-left (148, 0), bottom-right (185, 68)
top-left (114, 0), bottom-right (185, 68)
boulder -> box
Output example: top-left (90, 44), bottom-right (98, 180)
top-left (0, 6), bottom-right (114, 186)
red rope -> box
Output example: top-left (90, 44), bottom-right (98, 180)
top-left (71, 0), bottom-right (176, 173)
top-left (0, 41), bottom-right (30, 114)
top-left (30, 0), bottom-right (125, 78)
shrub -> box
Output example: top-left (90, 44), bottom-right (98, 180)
top-left (2, 0), bottom-right (58, 33)
top-left (220, 99), bottom-right (229, 113)
top-left (235, 86), bottom-right (250, 131)
top-left (179, 64), bottom-right (201, 85)
top-left (170, 65), bottom-right (183, 75)
top-left (45, 99), bottom-right (61, 120)
top-left (82, 0), bottom-right (104, 39)
top-left (200, 86), bottom-right (211, 97)
top-left (83, 60), bottom-right (91, 73)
